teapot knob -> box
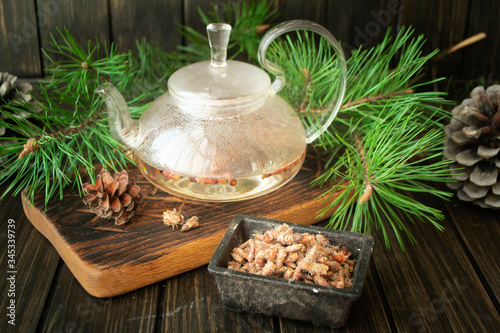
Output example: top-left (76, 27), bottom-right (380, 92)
top-left (207, 23), bottom-right (232, 68)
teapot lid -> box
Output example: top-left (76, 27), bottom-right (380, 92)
top-left (168, 23), bottom-right (271, 103)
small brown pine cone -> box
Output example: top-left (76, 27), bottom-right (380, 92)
top-left (444, 85), bottom-right (500, 209)
top-left (82, 169), bottom-right (144, 225)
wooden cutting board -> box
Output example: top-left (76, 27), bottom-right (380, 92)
top-left (22, 157), bottom-right (342, 297)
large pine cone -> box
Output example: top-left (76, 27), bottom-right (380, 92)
top-left (0, 72), bottom-right (33, 106)
top-left (82, 169), bottom-right (144, 225)
top-left (444, 85), bottom-right (500, 209)
top-left (1, 72), bottom-right (37, 154)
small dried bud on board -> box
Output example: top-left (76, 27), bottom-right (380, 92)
top-left (181, 216), bottom-right (200, 232)
top-left (163, 209), bottom-right (184, 229)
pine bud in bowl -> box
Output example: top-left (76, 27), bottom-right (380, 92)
top-left (208, 215), bottom-right (374, 328)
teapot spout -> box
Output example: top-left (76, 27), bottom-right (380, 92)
top-left (95, 83), bottom-right (138, 149)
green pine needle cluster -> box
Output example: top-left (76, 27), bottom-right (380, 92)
top-left (0, 1), bottom-right (453, 249)
top-left (266, 30), bottom-right (341, 115)
top-left (314, 106), bottom-right (452, 250)
top-left (1, 28), bottom-right (156, 207)
top-left (267, 27), bottom-right (453, 249)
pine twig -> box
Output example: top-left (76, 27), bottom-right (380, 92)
top-left (353, 132), bottom-right (373, 204)
top-left (434, 32), bottom-right (487, 61)
top-left (340, 89), bottom-right (414, 111)
top-left (17, 111), bottom-right (102, 160)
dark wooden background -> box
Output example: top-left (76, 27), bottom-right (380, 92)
top-left (1, 0), bottom-right (498, 81)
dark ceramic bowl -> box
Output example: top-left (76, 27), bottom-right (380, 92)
top-left (208, 215), bottom-right (374, 328)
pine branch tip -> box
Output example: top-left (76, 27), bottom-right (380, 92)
top-left (358, 183), bottom-right (373, 204)
top-left (18, 138), bottom-right (39, 160)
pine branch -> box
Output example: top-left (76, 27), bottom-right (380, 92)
top-left (266, 26), bottom-right (453, 250)
top-left (352, 131), bottom-right (373, 205)
top-left (0, 2), bottom-right (455, 250)
top-left (0, 1), bottom-right (275, 208)
top-left (313, 105), bottom-right (453, 250)
top-left (339, 89), bottom-right (414, 111)
top-left (1, 29), bottom-right (148, 207)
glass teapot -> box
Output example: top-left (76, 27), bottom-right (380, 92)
top-left (96, 20), bottom-right (346, 202)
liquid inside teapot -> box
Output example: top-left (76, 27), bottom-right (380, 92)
top-left (135, 150), bottom-right (306, 202)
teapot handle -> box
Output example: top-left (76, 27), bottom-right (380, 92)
top-left (258, 20), bottom-right (347, 143)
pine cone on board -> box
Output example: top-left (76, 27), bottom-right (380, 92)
top-left (444, 85), bottom-right (500, 209)
top-left (82, 169), bottom-right (144, 225)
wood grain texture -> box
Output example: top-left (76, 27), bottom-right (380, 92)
top-left (0, 189), bottom-right (60, 333)
top-left (158, 266), bottom-right (277, 332)
top-left (109, 0), bottom-right (182, 53)
top-left (399, 0), bottom-right (470, 82)
top-left (0, 0), bottom-right (42, 77)
top-left (37, 264), bottom-right (159, 332)
top-left (2, 0), bottom-right (500, 80)
top-left (442, 194), bottom-right (500, 303)
top-left (183, 0), bottom-right (217, 35)
top-left (183, 0), bottom-right (261, 36)
top-left (277, 263), bottom-right (393, 332)
top-left (3, 156), bottom-right (500, 332)
top-left (22, 158), bottom-right (342, 298)
top-left (325, 0), bottom-right (397, 54)
top-left (37, 0), bottom-right (110, 71)
top-left (462, 0), bottom-right (500, 79)
top-left (276, 0), bottom-right (327, 26)
top-left (371, 189), bottom-right (500, 333)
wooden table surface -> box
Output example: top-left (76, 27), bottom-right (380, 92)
top-left (1, 179), bottom-right (499, 333)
